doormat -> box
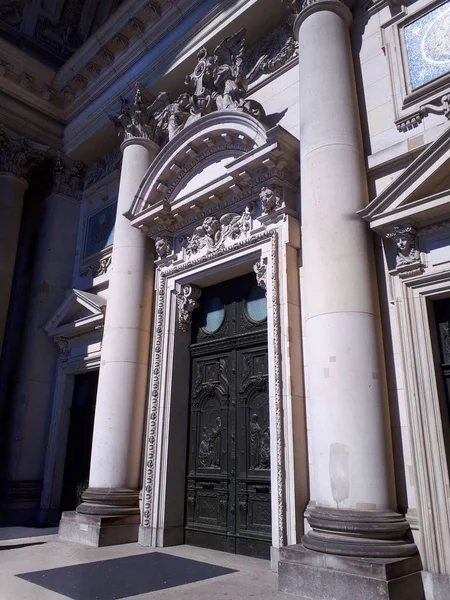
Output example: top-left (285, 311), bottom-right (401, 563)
top-left (16, 551), bottom-right (238, 599)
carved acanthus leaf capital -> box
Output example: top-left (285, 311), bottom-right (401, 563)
top-left (177, 284), bottom-right (202, 332)
top-left (0, 127), bottom-right (46, 179)
top-left (111, 84), bottom-right (159, 142)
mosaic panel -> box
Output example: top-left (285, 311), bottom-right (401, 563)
top-left (404, 2), bottom-right (450, 89)
top-left (84, 202), bottom-right (117, 258)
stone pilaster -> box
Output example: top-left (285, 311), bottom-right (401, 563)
top-left (278, 2), bottom-right (424, 599)
top-left (59, 84), bottom-right (159, 546)
top-left (0, 127), bottom-right (46, 356)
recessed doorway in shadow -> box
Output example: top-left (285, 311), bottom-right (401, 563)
top-left (59, 371), bottom-right (99, 513)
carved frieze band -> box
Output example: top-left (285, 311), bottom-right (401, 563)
top-left (141, 229), bottom-right (286, 546)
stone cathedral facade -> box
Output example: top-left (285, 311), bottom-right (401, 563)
top-left (1, 0), bottom-right (450, 598)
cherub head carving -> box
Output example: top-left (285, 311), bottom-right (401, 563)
top-left (202, 216), bottom-right (221, 240)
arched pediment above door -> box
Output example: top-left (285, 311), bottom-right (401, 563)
top-left (126, 111), bottom-right (300, 261)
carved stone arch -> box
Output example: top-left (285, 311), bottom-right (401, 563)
top-left (128, 111), bottom-right (269, 218)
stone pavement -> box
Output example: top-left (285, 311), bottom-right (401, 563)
top-left (0, 527), bottom-right (293, 600)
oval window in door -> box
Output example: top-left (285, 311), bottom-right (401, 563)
top-left (246, 285), bottom-right (267, 322)
top-left (203, 296), bottom-right (225, 332)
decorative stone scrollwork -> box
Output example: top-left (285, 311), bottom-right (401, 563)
top-left (385, 224), bottom-right (423, 277)
top-left (177, 284), bottom-right (202, 332)
top-left (154, 235), bottom-right (173, 259)
top-left (260, 186), bottom-right (282, 214)
top-left (0, 127), bottom-right (45, 178)
top-left (55, 336), bottom-right (70, 362)
top-left (254, 258), bottom-right (268, 292)
top-left (180, 203), bottom-right (255, 257)
top-left (246, 35), bottom-right (297, 82)
top-left (53, 152), bottom-right (85, 200)
top-left (111, 29), bottom-right (265, 146)
top-left (92, 256), bottom-right (112, 276)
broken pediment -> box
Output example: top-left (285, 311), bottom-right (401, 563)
top-left (44, 289), bottom-right (106, 338)
top-left (125, 111), bottom-right (299, 242)
top-left (360, 125), bottom-right (450, 231)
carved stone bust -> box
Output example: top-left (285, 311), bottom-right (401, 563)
top-left (385, 224), bottom-right (420, 268)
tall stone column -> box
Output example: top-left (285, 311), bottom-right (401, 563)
top-left (278, 1), bottom-right (424, 599)
top-left (0, 130), bottom-right (45, 356)
top-left (59, 87), bottom-right (159, 546)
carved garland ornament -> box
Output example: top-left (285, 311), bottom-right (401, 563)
top-left (141, 230), bottom-right (286, 546)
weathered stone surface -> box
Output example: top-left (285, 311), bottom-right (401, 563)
top-left (278, 545), bottom-right (425, 600)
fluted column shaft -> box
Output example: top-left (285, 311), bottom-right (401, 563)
top-left (77, 138), bottom-right (158, 516)
top-left (294, 0), bottom-right (415, 557)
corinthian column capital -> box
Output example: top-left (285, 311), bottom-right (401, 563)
top-left (0, 127), bottom-right (46, 179)
top-left (111, 83), bottom-right (161, 147)
top-left (285, 0), bottom-right (353, 35)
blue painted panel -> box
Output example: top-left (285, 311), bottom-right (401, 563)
top-left (84, 202), bottom-right (117, 258)
top-left (404, 2), bottom-right (450, 89)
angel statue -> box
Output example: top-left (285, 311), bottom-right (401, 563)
top-left (212, 28), bottom-right (247, 111)
top-left (149, 92), bottom-right (191, 143)
top-left (185, 29), bottom-right (250, 116)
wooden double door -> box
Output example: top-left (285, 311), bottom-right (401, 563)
top-left (185, 273), bottom-right (272, 559)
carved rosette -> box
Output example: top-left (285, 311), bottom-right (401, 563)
top-left (177, 284), bottom-right (202, 332)
top-left (52, 152), bottom-right (85, 200)
top-left (385, 224), bottom-right (424, 278)
top-left (0, 127), bottom-right (46, 179)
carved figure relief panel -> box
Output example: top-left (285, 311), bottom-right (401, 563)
top-left (186, 273), bottom-right (270, 559)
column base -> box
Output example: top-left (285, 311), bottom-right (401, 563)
top-left (278, 544), bottom-right (424, 600)
top-left (59, 511), bottom-right (139, 547)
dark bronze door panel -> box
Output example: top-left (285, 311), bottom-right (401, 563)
top-left (185, 273), bottom-right (271, 559)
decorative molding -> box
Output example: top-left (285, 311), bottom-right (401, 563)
top-left (385, 223), bottom-right (424, 278)
top-left (176, 284), bottom-right (202, 332)
top-left (52, 152), bottom-right (85, 200)
top-left (180, 203), bottom-right (255, 257)
top-left (396, 93), bottom-right (450, 132)
top-left (254, 257), bottom-right (268, 292)
top-left (0, 127), bottom-right (46, 178)
top-left (246, 29), bottom-right (297, 84)
top-left (141, 229), bottom-right (286, 548)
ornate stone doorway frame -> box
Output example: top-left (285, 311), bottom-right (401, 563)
top-left (138, 224), bottom-right (306, 566)
top-left (394, 270), bottom-right (450, 575)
